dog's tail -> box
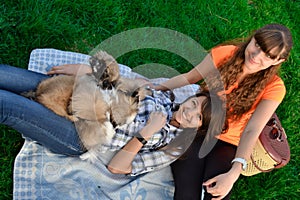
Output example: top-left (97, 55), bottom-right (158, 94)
top-left (20, 90), bottom-right (37, 100)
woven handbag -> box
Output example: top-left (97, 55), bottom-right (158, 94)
top-left (241, 113), bottom-right (290, 176)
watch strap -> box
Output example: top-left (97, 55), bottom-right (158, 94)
top-left (231, 157), bottom-right (247, 171)
top-left (136, 133), bottom-right (147, 145)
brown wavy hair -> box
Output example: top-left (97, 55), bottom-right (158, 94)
top-left (208, 24), bottom-right (293, 121)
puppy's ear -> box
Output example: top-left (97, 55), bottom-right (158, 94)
top-left (89, 56), bottom-right (107, 81)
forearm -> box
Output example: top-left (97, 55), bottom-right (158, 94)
top-left (155, 54), bottom-right (215, 91)
top-left (108, 112), bottom-right (165, 174)
top-left (107, 137), bottom-right (143, 174)
top-left (154, 73), bottom-right (192, 91)
top-left (230, 100), bottom-right (280, 175)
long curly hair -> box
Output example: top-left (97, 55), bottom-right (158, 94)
top-left (210, 24), bottom-right (293, 121)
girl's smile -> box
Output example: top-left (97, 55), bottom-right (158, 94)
top-left (174, 96), bottom-right (207, 128)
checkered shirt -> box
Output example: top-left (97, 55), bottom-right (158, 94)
top-left (100, 89), bottom-right (182, 175)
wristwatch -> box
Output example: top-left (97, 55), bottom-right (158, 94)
top-left (231, 158), bottom-right (247, 171)
top-left (135, 133), bottom-right (147, 145)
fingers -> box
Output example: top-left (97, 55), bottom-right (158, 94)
top-left (150, 112), bottom-right (167, 124)
top-left (212, 195), bottom-right (226, 200)
top-left (203, 179), bottom-right (228, 200)
top-left (203, 177), bottom-right (216, 187)
top-left (47, 66), bottom-right (66, 75)
top-left (47, 64), bottom-right (88, 75)
top-left (142, 112), bottom-right (167, 138)
top-left (149, 112), bottom-right (166, 120)
top-left (203, 178), bottom-right (222, 199)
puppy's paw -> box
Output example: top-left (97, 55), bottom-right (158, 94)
top-left (79, 150), bottom-right (99, 164)
top-left (79, 151), bottom-right (92, 161)
top-left (131, 86), bottom-right (153, 102)
top-left (79, 145), bottom-right (101, 164)
top-left (138, 86), bottom-right (153, 101)
top-left (101, 121), bottom-right (116, 144)
top-left (66, 115), bottom-right (79, 122)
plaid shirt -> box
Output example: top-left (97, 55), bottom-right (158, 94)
top-left (101, 89), bottom-right (182, 176)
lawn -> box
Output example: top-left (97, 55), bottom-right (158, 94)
top-left (1, 0), bottom-right (299, 199)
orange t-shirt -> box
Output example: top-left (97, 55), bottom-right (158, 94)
top-left (210, 45), bottom-right (286, 146)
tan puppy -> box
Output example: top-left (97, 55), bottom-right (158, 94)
top-left (23, 51), bottom-right (120, 122)
top-left (72, 75), bottom-right (152, 155)
top-left (23, 51), bottom-right (152, 157)
top-left (33, 75), bottom-right (77, 121)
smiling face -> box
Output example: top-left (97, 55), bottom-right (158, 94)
top-left (243, 37), bottom-right (285, 74)
top-left (174, 96), bottom-right (207, 128)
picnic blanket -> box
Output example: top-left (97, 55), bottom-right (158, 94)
top-left (13, 49), bottom-right (199, 200)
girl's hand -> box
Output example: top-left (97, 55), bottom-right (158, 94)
top-left (47, 64), bottom-right (92, 76)
top-left (141, 112), bottom-right (167, 139)
top-left (108, 112), bottom-right (166, 174)
top-left (203, 169), bottom-right (240, 200)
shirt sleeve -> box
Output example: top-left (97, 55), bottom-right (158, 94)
top-left (211, 45), bottom-right (237, 67)
top-left (129, 128), bottom-right (196, 176)
top-left (261, 75), bottom-right (286, 103)
top-left (130, 150), bottom-right (176, 176)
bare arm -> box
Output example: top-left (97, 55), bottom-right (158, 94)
top-left (154, 54), bottom-right (216, 91)
top-left (47, 64), bottom-right (92, 76)
top-left (203, 99), bottom-right (281, 200)
top-left (107, 112), bottom-right (167, 174)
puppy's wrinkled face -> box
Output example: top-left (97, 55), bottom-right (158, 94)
top-left (89, 51), bottom-right (120, 89)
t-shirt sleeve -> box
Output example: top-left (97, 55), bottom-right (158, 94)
top-left (211, 45), bottom-right (238, 67)
top-left (261, 75), bottom-right (286, 103)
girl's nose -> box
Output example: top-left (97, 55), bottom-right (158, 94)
top-left (253, 49), bottom-right (264, 59)
top-left (186, 109), bottom-right (197, 120)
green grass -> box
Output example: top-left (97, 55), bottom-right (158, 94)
top-left (1, 0), bottom-right (299, 199)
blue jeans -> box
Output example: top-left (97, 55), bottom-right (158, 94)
top-left (0, 64), bottom-right (84, 155)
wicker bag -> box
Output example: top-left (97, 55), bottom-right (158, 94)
top-left (241, 113), bottom-right (290, 176)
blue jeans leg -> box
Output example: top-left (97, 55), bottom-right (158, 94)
top-left (0, 64), bottom-right (84, 155)
top-left (0, 64), bottom-right (48, 93)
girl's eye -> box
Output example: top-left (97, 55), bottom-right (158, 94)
top-left (265, 53), bottom-right (277, 60)
top-left (192, 100), bottom-right (197, 107)
top-left (198, 114), bottom-right (202, 121)
top-left (255, 42), bottom-right (261, 49)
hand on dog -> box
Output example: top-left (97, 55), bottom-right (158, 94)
top-left (47, 64), bottom-right (92, 76)
top-left (140, 112), bottom-right (167, 139)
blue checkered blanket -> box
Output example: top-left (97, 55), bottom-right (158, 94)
top-left (13, 49), bottom-right (199, 200)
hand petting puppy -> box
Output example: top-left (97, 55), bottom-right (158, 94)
top-left (47, 64), bottom-right (92, 76)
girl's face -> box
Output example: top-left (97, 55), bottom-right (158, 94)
top-left (244, 37), bottom-right (285, 74)
top-left (174, 96), bottom-right (207, 128)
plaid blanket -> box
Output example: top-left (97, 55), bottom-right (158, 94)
top-left (13, 49), bottom-right (199, 200)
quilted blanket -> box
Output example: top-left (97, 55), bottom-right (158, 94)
top-left (13, 49), bottom-right (199, 200)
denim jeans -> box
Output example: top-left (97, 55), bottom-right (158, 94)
top-left (0, 64), bottom-right (84, 155)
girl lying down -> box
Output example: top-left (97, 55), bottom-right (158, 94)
top-left (0, 63), bottom-right (221, 175)
top-left (1, 59), bottom-right (222, 199)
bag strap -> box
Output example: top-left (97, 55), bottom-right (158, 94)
top-left (249, 154), bottom-right (273, 172)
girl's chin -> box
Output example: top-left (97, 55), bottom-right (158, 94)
top-left (244, 62), bottom-right (259, 73)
